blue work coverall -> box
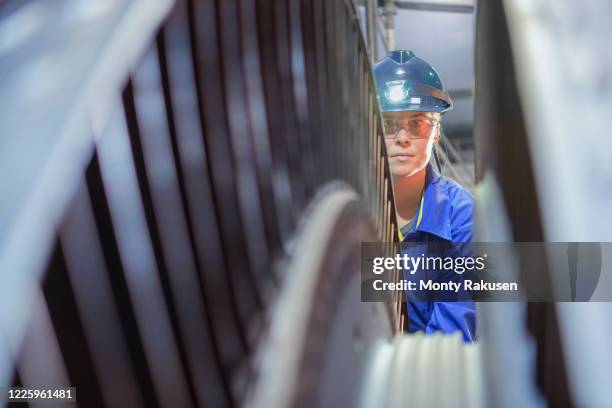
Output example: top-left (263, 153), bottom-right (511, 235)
top-left (400, 163), bottom-right (476, 342)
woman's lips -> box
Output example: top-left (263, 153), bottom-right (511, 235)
top-left (391, 153), bottom-right (415, 161)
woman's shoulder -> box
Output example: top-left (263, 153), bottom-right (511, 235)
top-left (437, 176), bottom-right (473, 206)
top-left (437, 176), bottom-right (473, 240)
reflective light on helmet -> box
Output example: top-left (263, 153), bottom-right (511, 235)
top-left (388, 86), bottom-right (406, 102)
top-left (386, 80), bottom-right (409, 103)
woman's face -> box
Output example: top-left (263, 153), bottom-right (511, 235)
top-left (383, 111), bottom-right (441, 178)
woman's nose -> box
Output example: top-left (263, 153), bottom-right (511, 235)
top-left (396, 129), bottom-right (411, 145)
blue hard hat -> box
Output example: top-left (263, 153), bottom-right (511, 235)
top-left (374, 50), bottom-right (452, 113)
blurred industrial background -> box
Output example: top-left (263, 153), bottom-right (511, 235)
top-left (1, 0), bottom-right (612, 407)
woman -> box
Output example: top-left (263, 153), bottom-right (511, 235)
top-left (374, 50), bottom-right (476, 342)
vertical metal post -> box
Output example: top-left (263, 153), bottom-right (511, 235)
top-left (382, 0), bottom-right (397, 51)
top-left (365, 0), bottom-right (378, 64)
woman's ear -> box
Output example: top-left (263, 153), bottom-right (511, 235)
top-left (433, 123), bottom-right (441, 144)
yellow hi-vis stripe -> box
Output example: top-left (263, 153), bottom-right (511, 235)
top-left (397, 227), bottom-right (404, 241)
top-left (397, 195), bottom-right (424, 241)
top-left (415, 194), bottom-right (424, 229)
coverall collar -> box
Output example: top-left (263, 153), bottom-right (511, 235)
top-left (412, 162), bottom-right (453, 241)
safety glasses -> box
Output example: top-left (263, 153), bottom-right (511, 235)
top-left (383, 117), bottom-right (438, 140)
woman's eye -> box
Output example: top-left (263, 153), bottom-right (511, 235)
top-left (384, 121), bottom-right (397, 133)
top-left (412, 119), bottom-right (426, 129)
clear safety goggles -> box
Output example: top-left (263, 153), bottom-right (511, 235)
top-left (383, 116), bottom-right (439, 140)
